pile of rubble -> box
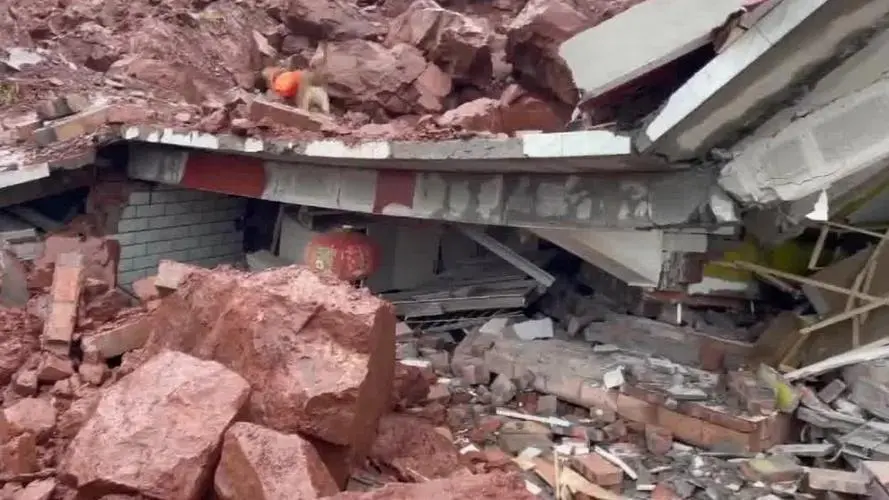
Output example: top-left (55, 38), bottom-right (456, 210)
top-left (7, 228), bottom-right (889, 499)
top-left (0, 0), bottom-right (651, 160)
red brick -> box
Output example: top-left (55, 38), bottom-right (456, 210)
top-left (698, 339), bottom-right (726, 371)
top-left (42, 301), bottom-right (77, 353)
top-left (248, 98), bottom-right (330, 131)
top-left (657, 407), bottom-right (751, 451)
top-left (578, 382), bottom-right (618, 411)
top-left (645, 425), bottom-right (673, 455)
top-left (616, 394), bottom-right (657, 425)
top-left (572, 454), bottom-right (622, 486)
top-left (651, 483), bottom-right (681, 500)
top-left (47, 252), bottom-right (84, 321)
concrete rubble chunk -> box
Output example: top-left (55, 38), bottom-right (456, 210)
top-left (0, 249), bottom-right (30, 307)
top-left (60, 350), bottom-right (251, 500)
top-left (325, 471), bottom-right (536, 499)
top-left (806, 467), bottom-right (869, 495)
top-left (214, 422), bottom-right (340, 500)
top-left (140, 265), bottom-right (396, 486)
top-left (741, 454), bottom-right (804, 484)
top-left (511, 317), bottom-right (554, 341)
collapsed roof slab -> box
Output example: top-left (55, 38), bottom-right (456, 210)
top-left (120, 125), bottom-right (678, 174)
top-left (126, 144), bottom-right (728, 230)
top-left (720, 72), bottom-right (889, 224)
top-left (560, 0), bottom-right (747, 105)
top-left (638, 0), bottom-right (889, 161)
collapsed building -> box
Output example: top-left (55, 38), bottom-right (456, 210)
top-left (6, 0), bottom-right (889, 498)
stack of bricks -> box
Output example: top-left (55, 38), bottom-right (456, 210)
top-left (110, 184), bottom-right (247, 286)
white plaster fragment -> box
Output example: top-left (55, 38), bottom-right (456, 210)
top-left (243, 138), bottom-right (264, 152)
top-left (512, 318), bottom-right (554, 340)
top-left (522, 130), bottom-right (632, 157)
top-left (303, 139), bottom-right (391, 158)
top-left (158, 129), bottom-right (220, 150)
top-left (123, 126), bottom-right (140, 140)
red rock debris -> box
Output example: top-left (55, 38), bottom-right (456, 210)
top-left (0, 0), bottom-right (644, 154)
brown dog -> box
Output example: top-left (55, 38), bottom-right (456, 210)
top-left (260, 45), bottom-right (331, 114)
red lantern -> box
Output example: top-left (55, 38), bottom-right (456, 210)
top-left (304, 228), bottom-right (380, 281)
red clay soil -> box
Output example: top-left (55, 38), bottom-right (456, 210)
top-left (0, 0), bottom-right (645, 150)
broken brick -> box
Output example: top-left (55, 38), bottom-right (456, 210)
top-left (81, 316), bottom-right (151, 359)
top-left (42, 252), bottom-right (84, 354)
top-left (36, 353), bottom-right (74, 382)
top-left (572, 453), bottom-right (622, 486)
top-left (214, 422), bottom-right (340, 500)
top-left (248, 98), bottom-right (331, 131)
top-left (645, 424), bottom-right (673, 455)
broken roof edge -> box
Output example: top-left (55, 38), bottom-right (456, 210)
top-left (638, 0), bottom-right (830, 151)
top-left (120, 125), bottom-right (638, 163)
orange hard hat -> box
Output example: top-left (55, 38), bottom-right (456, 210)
top-left (273, 70), bottom-right (302, 98)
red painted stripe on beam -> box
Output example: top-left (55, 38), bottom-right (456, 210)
top-left (373, 170), bottom-right (416, 214)
top-left (180, 152), bottom-right (266, 198)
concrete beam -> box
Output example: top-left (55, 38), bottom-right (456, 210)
top-left (126, 145), bottom-right (727, 230)
top-left (639, 0), bottom-right (889, 161)
top-left (560, 0), bottom-right (745, 102)
top-left (120, 125), bottom-right (678, 174)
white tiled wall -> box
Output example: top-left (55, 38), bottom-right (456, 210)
top-left (110, 185), bottom-right (246, 286)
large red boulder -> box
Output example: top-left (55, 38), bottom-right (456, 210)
top-left (214, 422), bottom-right (340, 500)
top-left (140, 265), bottom-right (396, 485)
top-left (60, 351), bottom-right (251, 500)
top-left (324, 40), bottom-right (449, 115)
top-left (386, 0), bottom-right (493, 87)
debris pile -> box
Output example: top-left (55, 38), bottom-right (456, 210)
top-left (0, 0), bottom-right (654, 162)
